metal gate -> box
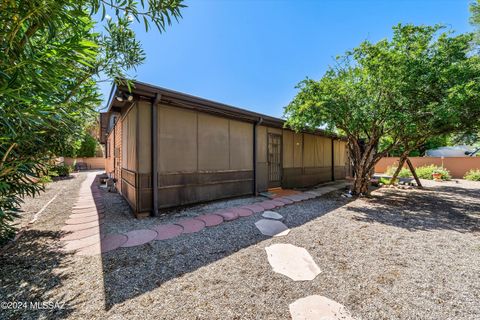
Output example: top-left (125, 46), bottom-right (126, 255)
top-left (268, 133), bottom-right (282, 187)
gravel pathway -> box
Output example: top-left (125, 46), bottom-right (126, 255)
top-left (0, 175), bottom-right (479, 319)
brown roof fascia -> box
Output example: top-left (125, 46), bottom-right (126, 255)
top-left (105, 79), bottom-right (345, 140)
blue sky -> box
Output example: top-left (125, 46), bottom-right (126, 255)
top-left (98, 0), bottom-right (473, 118)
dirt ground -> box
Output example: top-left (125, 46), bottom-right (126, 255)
top-left (0, 172), bottom-right (479, 320)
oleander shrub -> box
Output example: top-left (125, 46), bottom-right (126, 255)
top-left (464, 169), bottom-right (480, 181)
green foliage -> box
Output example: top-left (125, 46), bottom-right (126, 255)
top-left (0, 0), bottom-right (184, 243)
top-left (285, 24), bottom-right (480, 194)
top-left (49, 164), bottom-right (73, 177)
top-left (415, 165), bottom-right (451, 180)
top-left (77, 134), bottom-right (98, 158)
top-left (385, 166), bottom-right (412, 178)
top-left (464, 169), bottom-right (480, 181)
top-left (379, 177), bottom-right (396, 185)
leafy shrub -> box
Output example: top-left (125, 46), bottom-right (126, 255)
top-left (415, 165), bottom-right (451, 180)
top-left (50, 164), bottom-right (73, 177)
top-left (464, 169), bottom-right (480, 181)
top-left (385, 166), bottom-right (412, 178)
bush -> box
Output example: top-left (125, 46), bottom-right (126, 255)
top-left (415, 165), bottom-right (451, 180)
top-left (49, 164), bottom-right (73, 177)
top-left (385, 166), bottom-right (412, 178)
top-left (464, 169), bottom-right (480, 181)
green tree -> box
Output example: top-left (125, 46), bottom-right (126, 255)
top-left (0, 0), bottom-right (184, 243)
top-left (285, 24), bottom-right (480, 194)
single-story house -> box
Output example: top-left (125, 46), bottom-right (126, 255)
top-left (100, 80), bottom-right (350, 217)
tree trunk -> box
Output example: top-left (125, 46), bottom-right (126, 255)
top-left (406, 158), bottom-right (423, 188)
top-left (389, 154), bottom-right (407, 185)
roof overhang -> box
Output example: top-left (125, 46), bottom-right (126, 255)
top-left (104, 79), bottom-right (345, 140)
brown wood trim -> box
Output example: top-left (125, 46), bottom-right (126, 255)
top-left (151, 93), bottom-right (160, 216)
top-left (158, 178), bottom-right (254, 190)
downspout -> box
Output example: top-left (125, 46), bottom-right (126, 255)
top-left (151, 93), bottom-right (161, 216)
top-left (253, 117), bottom-right (263, 196)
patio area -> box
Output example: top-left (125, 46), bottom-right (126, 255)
top-left (0, 172), bottom-right (479, 319)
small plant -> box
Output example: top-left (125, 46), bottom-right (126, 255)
top-left (52, 164), bottom-right (73, 177)
top-left (385, 166), bottom-right (412, 178)
top-left (415, 165), bottom-right (451, 180)
top-left (464, 169), bottom-right (480, 181)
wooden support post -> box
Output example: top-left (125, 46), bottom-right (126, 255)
top-left (151, 93), bottom-right (161, 216)
top-left (406, 158), bottom-right (423, 188)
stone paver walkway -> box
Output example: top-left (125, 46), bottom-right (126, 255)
top-left (60, 177), bottom-right (349, 257)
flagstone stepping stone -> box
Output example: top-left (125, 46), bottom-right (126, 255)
top-left (270, 200), bottom-right (285, 207)
top-left (215, 210), bottom-right (239, 221)
top-left (284, 195), bottom-right (305, 202)
top-left (195, 214), bottom-right (224, 227)
top-left (262, 211), bottom-right (283, 220)
top-left (100, 233), bottom-right (128, 252)
top-left (230, 207), bottom-right (254, 217)
top-left (61, 220), bottom-right (104, 232)
top-left (265, 244), bottom-right (321, 281)
top-left (152, 224), bottom-right (184, 240)
top-left (275, 197), bottom-right (294, 205)
top-left (76, 234), bottom-right (128, 256)
top-left (259, 201), bottom-right (276, 210)
top-left (289, 295), bottom-right (355, 320)
top-left (175, 218), bottom-right (206, 234)
top-left (121, 229), bottom-right (158, 247)
top-left (62, 233), bottom-right (103, 251)
top-left (60, 227), bottom-right (101, 241)
top-left (65, 214), bottom-right (104, 225)
top-left (241, 204), bottom-right (264, 213)
top-left (255, 219), bottom-right (290, 237)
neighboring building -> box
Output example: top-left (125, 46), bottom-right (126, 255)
top-left (425, 146), bottom-right (479, 157)
top-left (100, 80), bottom-right (349, 217)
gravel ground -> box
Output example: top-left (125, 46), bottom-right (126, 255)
top-left (0, 173), bottom-right (479, 320)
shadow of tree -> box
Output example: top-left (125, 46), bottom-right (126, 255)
top-left (0, 230), bottom-right (78, 319)
top-left (100, 191), bottom-right (351, 310)
top-left (348, 185), bottom-right (480, 233)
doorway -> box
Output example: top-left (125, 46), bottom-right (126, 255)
top-left (267, 133), bottom-right (282, 188)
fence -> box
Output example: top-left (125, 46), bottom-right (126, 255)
top-left (62, 157), bottom-right (105, 170)
top-left (375, 157), bottom-right (480, 179)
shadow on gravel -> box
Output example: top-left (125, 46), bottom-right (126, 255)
top-left (0, 230), bottom-right (77, 319)
top-left (99, 189), bottom-right (351, 310)
top-left (349, 185), bottom-right (480, 233)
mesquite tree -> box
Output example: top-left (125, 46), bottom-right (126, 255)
top-left (285, 24), bottom-right (480, 195)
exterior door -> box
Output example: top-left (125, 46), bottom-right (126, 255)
top-left (268, 133), bottom-right (282, 188)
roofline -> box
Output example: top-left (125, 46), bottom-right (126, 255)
top-left (105, 79), bottom-right (344, 140)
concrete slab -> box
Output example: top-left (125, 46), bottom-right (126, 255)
top-left (289, 295), bottom-right (355, 320)
top-left (255, 219), bottom-right (290, 237)
top-left (262, 211), bottom-right (283, 220)
top-left (265, 244), bottom-right (321, 281)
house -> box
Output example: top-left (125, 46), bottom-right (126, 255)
top-left (100, 80), bottom-right (349, 217)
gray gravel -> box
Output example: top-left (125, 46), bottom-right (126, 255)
top-left (0, 174), bottom-right (479, 319)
